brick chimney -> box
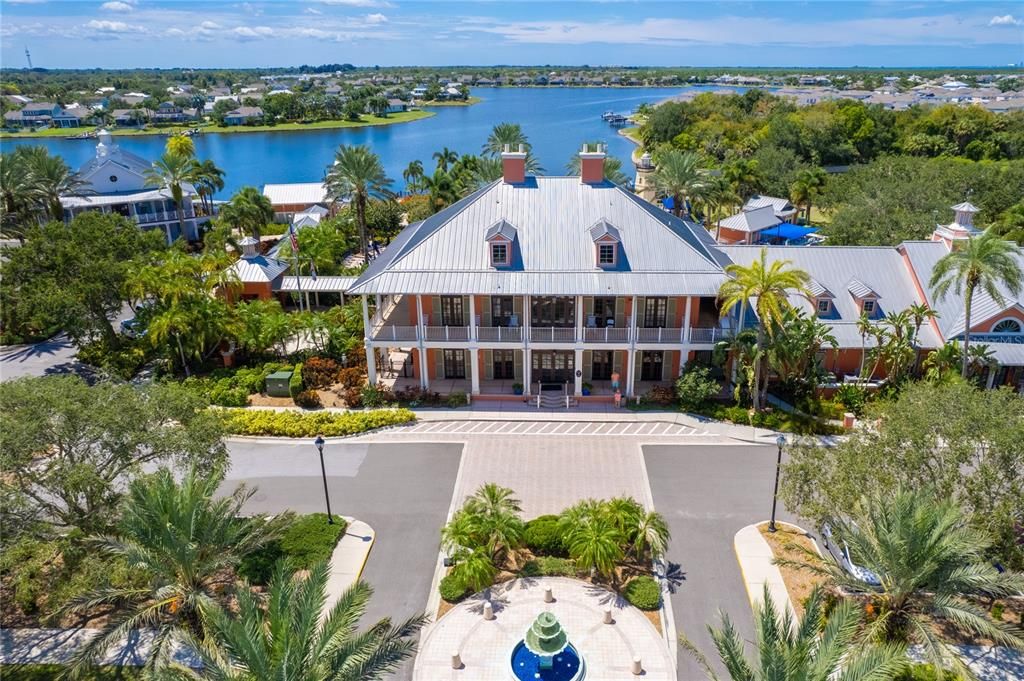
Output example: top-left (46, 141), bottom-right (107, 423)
top-left (579, 143), bottom-right (606, 184)
top-left (501, 144), bottom-right (527, 184)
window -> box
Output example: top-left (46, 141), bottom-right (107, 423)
top-left (592, 297), bottom-right (616, 327)
top-left (440, 296), bottom-right (464, 326)
top-left (993, 318), bottom-right (1022, 334)
top-left (532, 296), bottom-right (575, 327)
top-left (490, 242), bottom-right (508, 266)
top-left (493, 350), bottom-right (515, 379)
top-left (491, 296), bottom-right (515, 327)
top-left (443, 349), bottom-right (466, 379)
top-left (862, 300), bottom-right (876, 315)
top-left (598, 243), bottom-right (616, 266)
top-left (643, 297), bottom-right (668, 328)
top-left (816, 299), bottom-right (832, 314)
top-left (640, 351), bottom-right (664, 381)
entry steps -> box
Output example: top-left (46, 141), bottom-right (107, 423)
top-left (537, 393), bottom-right (578, 409)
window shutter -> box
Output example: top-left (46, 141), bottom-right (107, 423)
top-left (514, 350), bottom-right (523, 382)
top-left (483, 350), bottom-right (494, 380)
top-left (434, 350), bottom-right (444, 380)
top-left (667, 298), bottom-right (678, 327)
top-left (462, 296), bottom-right (470, 325)
top-left (481, 296), bottom-right (492, 326)
top-left (583, 350), bottom-right (593, 381)
top-left (663, 352), bottom-right (673, 381)
top-left (615, 297), bottom-right (625, 327)
top-left (612, 350), bottom-right (623, 374)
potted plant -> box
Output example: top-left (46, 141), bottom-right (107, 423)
top-left (581, 382), bottom-right (592, 396)
top-left (512, 382), bottom-right (523, 395)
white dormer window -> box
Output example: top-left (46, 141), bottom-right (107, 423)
top-left (862, 300), bottom-right (876, 315)
top-left (490, 242), bottom-right (509, 266)
top-left (816, 299), bottom-right (832, 314)
top-left (598, 243), bottom-right (616, 266)
top-left (589, 218), bottom-right (621, 269)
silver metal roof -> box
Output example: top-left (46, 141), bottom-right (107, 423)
top-left (743, 195), bottom-right (798, 218)
top-left (227, 253), bottom-right (290, 283)
top-left (986, 341), bottom-right (1024, 366)
top-left (718, 205), bottom-right (780, 233)
top-left (846, 278), bottom-right (877, 299)
top-left (262, 182), bottom-right (328, 206)
top-left (589, 218), bottom-right (621, 242)
top-left (276, 275), bottom-right (357, 293)
top-left (484, 219), bottom-right (517, 241)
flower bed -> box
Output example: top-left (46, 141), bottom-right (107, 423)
top-left (222, 407), bottom-right (415, 437)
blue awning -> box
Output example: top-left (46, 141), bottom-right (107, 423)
top-left (759, 223), bottom-right (818, 240)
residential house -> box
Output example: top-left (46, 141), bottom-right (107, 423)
top-left (223, 106), bottom-right (264, 125)
top-left (385, 98), bottom-right (408, 114)
top-left (112, 108), bottom-right (150, 126)
top-left (262, 182), bottom-right (332, 221)
top-left (150, 102), bottom-right (195, 123)
top-left (4, 102), bottom-right (61, 127)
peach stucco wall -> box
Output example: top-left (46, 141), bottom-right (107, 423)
top-left (970, 305), bottom-right (1024, 333)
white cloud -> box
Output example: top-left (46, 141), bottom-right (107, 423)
top-left (200, 20), bottom-right (221, 29)
top-left (100, 1), bottom-right (135, 12)
top-left (317, 0), bottom-right (393, 7)
top-left (989, 15), bottom-right (1022, 26)
top-left (85, 19), bottom-right (138, 33)
top-left (237, 2), bottom-right (263, 16)
top-left (304, 7), bottom-right (322, 14)
top-left (364, 13), bottom-right (387, 24)
top-left (230, 25), bottom-right (275, 40)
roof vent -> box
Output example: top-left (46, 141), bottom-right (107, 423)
top-left (239, 236), bottom-right (260, 259)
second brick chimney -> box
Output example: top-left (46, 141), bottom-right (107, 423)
top-left (501, 144), bottom-right (527, 184)
top-left (579, 143), bottom-right (606, 184)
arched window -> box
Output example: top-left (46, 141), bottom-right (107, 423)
top-left (992, 318), bottom-right (1022, 334)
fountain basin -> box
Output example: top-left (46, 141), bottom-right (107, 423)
top-left (510, 641), bottom-right (585, 681)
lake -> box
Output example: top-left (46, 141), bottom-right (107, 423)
top-left (1, 86), bottom-right (729, 196)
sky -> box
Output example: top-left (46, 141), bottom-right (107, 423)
top-left (1, 1), bottom-right (1022, 70)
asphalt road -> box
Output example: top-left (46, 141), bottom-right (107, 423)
top-left (0, 334), bottom-right (90, 381)
top-left (644, 444), bottom-right (798, 681)
top-left (221, 439), bottom-right (463, 680)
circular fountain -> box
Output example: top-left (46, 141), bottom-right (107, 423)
top-left (510, 612), bottom-right (585, 681)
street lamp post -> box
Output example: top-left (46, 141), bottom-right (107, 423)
top-left (769, 434), bottom-right (785, 532)
top-left (314, 434), bottom-right (334, 524)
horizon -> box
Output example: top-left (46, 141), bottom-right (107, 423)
top-left (1, 0), bottom-right (1022, 70)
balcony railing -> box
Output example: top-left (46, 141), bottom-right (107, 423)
top-left (369, 321), bottom-right (732, 346)
top-left (135, 209), bottom-right (194, 224)
top-left (476, 326), bottom-right (523, 342)
top-left (690, 327), bottom-right (728, 344)
top-left (635, 327), bottom-right (685, 344)
top-left (583, 327), bottom-right (631, 343)
top-left (529, 327), bottom-right (577, 343)
top-left (423, 325), bottom-right (471, 341)
top-left (372, 325), bottom-right (419, 342)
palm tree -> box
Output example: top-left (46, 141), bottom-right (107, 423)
top-left (324, 145), bottom-right (392, 257)
top-left (788, 166), bottom-right (828, 223)
top-left (219, 186), bottom-right (274, 240)
top-left (683, 585), bottom-right (907, 681)
top-left (856, 311), bottom-right (874, 379)
top-left (17, 146), bottom-right (91, 222)
top-left (65, 468), bottom-right (291, 677)
top-left (565, 142), bottom-right (629, 185)
top-left (402, 160), bottom-right (425, 192)
top-left (165, 134), bottom-right (195, 159)
top-left (781, 488), bottom-right (1024, 679)
top-left (482, 122), bottom-right (543, 173)
top-left (565, 515), bottom-right (624, 581)
top-left (471, 156), bottom-right (504, 189)
top-left (631, 510), bottom-right (671, 561)
top-left (432, 147), bottom-right (459, 172)
top-left (0, 149), bottom-right (41, 240)
top-left (369, 94), bottom-right (390, 118)
top-left (722, 158), bottom-right (764, 203)
top-left (170, 563), bottom-right (425, 681)
top-left (421, 169), bottom-right (460, 212)
top-left (188, 159), bottom-right (225, 216)
top-left (652, 149), bottom-right (708, 217)
top-left (718, 249), bottom-right (811, 410)
top-left (907, 302), bottom-right (938, 348)
top-left (694, 175), bottom-right (739, 241)
top-left (929, 231), bottom-right (1023, 378)
top-left (145, 151), bottom-right (194, 243)
top-left (923, 341), bottom-right (962, 382)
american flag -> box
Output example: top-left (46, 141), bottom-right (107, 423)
top-left (288, 224), bottom-right (299, 253)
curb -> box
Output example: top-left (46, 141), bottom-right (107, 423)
top-left (323, 517), bottom-right (375, 615)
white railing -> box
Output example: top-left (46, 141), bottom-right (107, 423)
top-left (530, 327), bottom-right (577, 343)
top-left (583, 327), bottom-right (631, 343)
top-left (134, 209), bottom-right (195, 224)
top-left (372, 325), bottom-right (418, 342)
top-left (635, 327), bottom-right (685, 343)
top-left (690, 327), bottom-right (728, 344)
top-left (424, 325), bottom-right (471, 341)
top-left (476, 326), bottom-right (523, 342)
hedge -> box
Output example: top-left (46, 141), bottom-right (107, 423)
top-left (623, 575), bottom-right (662, 610)
top-left (1, 666), bottom-right (142, 680)
top-left (439, 573), bottom-right (469, 602)
top-left (289, 363), bottom-right (305, 400)
top-left (520, 556), bottom-right (577, 577)
top-left (239, 513), bottom-right (346, 585)
top-left (222, 408), bottom-right (415, 438)
top-left (523, 515), bottom-right (567, 557)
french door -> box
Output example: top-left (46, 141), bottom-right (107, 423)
top-left (493, 350), bottom-right (515, 380)
top-left (591, 351), bottom-right (613, 380)
top-left (440, 296), bottom-right (464, 326)
top-left (640, 351), bottom-right (664, 381)
top-left (532, 351), bottom-right (574, 384)
top-left (491, 296), bottom-right (515, 326)
top-left (443, 349), bottom-right (466, 379)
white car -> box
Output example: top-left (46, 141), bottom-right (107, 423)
top-left (821, 522), bottom-right (882, 587)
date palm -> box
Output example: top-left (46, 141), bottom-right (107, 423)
top-left (653, 149), bottom-right (708, 217)
top-left (564, 514), bottom-right (624, 581)
top-left (18, 146), bottom-right (92, 222)
top-left (788, 166), bottom-right (828, 223)
top-left (167, 563), bottom-right (425, 681)
top-left (722, 158), bottom-right (764, 203)
top-left (145, 151), bottom-right (194, 243)
top-left (220, 186), bottom-right (274, 240)
top-left (325, 145), bottom-right (392, 257)
top-left (432, 147), bottom-right (459, 172)
top-left (165, 134), bottom-right (195, 159)
top-left (718, 249), bottom-right (811, 410)
top-left (683, 585), bottom-right (906, 681)
top-left (65, 469), bottom-right (291, 678)
top-left (929, 231), bottom-right (1022, 378)
top-left (780, 488), bottom-right (1024, 680)
top-left (0, 149), bottom-right (38, 241)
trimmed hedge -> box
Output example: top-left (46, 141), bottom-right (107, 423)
top-left (1, 665), bottom-right (143, 680)
top-left (623, 575), bottom-right (662, 610)
top-left (523, 515), bottom-right (567, 557)
top-left (520, 556), bottom-right (577, 577)
top-left (239, 513), bottom-right (346, 585)
top-left (439, 573), bottom-right (469, 602)
top-left (222, 408), bottom-right (415, 437)
top-left (894, 665), bottom-right (961, 681)
top-left (289, 363), bottom-right (305, 400)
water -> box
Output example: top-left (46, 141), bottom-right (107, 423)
top-left (1, 86), bottom-right (729, 196)
top-left (510, 641), bottom-right (583, 681)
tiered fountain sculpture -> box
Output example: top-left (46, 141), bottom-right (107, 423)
top-left (510, 612), bottom-right (585, 680)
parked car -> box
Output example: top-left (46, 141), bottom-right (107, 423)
top-left (820, 522), bottom-right (882, 587)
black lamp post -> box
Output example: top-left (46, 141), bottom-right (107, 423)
top-left (769, 434), bottom-right (785, 532)
top-left (314, 434), bottom-right (334, 524)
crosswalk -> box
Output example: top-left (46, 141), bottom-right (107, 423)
top-left (392, 419), bottom-right (702, 437)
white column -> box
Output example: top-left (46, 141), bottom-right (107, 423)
top-left (574, 348), bottom-right (583, 396)
top-left (630, 296), bottom-right (639, 343)
top-left (361, 296), bottom-right (377, 386)
top-left (523, 348), bottom-right (532, 396)
top-left (361, 295), bottom-right (372, 337)
top-left (626, 348), bottom-right (636, 397)
top-left (469, 295), bottom-right (477, 340)
top-left (523, 294), bottom-right (531, 396)
top-left (681, 296), bottom-right (693, 376)
top-left (374, 294), bottom-right (383, 324)
top-left (575, 295), bottom-right (584, 342)
top-left (470, 348), bottom-right (480, 395)
top-left (416, 295), bottom-right (429, 390)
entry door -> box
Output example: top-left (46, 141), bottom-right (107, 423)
top-left (443, 349), bottom-right (466, 379)
top-left (493, 350), bottom-right (515, 379)
top-left (640, 351), bottom-right (664, 381)
top-left (592, 351), bottom-right (613, 380)
top-left (533, 351), bottom-right (574, 384)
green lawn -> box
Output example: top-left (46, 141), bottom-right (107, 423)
top-left (419, 96), bottom-right (482, 107)
top-left (0, 110), bottom-right (435, 139)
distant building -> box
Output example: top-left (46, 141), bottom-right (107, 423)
top-left (262, 182), bottom-right (332, 220)
top-left (223, 106), bottom-right (264, 125)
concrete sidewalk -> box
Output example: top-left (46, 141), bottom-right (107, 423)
top-left (324, 517), bottom-right (376, 613)
top-left (733, 523), bottom-right (797, 623)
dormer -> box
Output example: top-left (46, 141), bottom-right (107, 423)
top-left (847, 278), bottom-right (880, 317)
top-left (589, 218), bottom-right (621, 268)
top-left (485, 219), bottom-right (516, 267)
top-left (808, 279), bottom-right (835, 316)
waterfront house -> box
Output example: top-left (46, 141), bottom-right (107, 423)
top-left (60, 130), bottom-right (207, 244)
top-left (112, 108), bottom-right (150, 126)
top-left (4, 102), bottom-right (61, 128)
top-left (150, 102), bottom-right (197, 123)
top-left (223, 106), bottom-right (264, 125)
top-left (262, 182), bottom-right (331, 221)
top-left (347, 147), bottom-right (1024, 401)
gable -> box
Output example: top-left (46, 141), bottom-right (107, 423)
top-left (80, 157), bottom-right (149, 193)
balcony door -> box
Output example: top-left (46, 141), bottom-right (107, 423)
top-left (591, 351), bottom-right (613, 380)
top-left (640, 351), bottom-right (664, 381)
top-left (440, 296), bottom-right (464, 326)
top-left (532, 296), bottom-right (575, 328)
top-left (643, 297), bottom-right (668, 328)
top-left (491, 296), bottom-right (516, 326)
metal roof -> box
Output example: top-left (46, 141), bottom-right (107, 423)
top-left (718, 205), bottom-right (780, 233)
top-left (846, 278), bottom-right (878, 299)
top-left (275, 276), bottom-right (356, 293)
top-left (950, 201), bottom-right (980, 213)
top-left (262, 182), bottom-right (328, 206)
top-left (589, 218), bottom-right (621, 242)
top-left (986, 341), bottom-right (1024, 366)
top-left (60, 186), bottom-right (197, 207)
top-left (484, 219), bottom-right (517, 241)
top-left (808, 279), bottom-right (833, 298)
top-left (743, 195), bottom-right (798, 217)
top-left (227, 253), bottom-right (290, 283)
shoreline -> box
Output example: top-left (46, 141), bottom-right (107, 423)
top-left (418, 96), bottom-right (482, 107)
top-left (0, 109), bottom-right (435, 140)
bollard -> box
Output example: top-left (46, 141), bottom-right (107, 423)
top-left (603, 607), bottom-right (613, 624)
top-left (544, 587), bottom-right (554, 603)
top-left (483, 601), bottom-right (494, 621)
top-left (451, 652), bottom-right (462, 669)
top-left (631, 656), bottom-right (642, 675)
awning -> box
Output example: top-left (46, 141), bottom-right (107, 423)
top-left (758, 223), bottom-right (818, 241)
top-left (274, 276), bottom-right (356, 293)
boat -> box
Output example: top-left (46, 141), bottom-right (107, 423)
top-left (600, 110), bottom-right (617, 121)
top-left (605, 114), bottom-right (629, 126)
top-left (64, 131), bottom-right (96, 140)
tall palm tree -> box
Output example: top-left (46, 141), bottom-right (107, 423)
top-left (718, 249), bottom-right (811, 410)
top-left (169, 563), bottom-right (425, 681)
top-left (565, 142), bottom-right (629, 185)
top-left (145, 151), bottom-right (194, 243)
top-left (188, 159), bottom-right (225, 216)
top-left (0, 150), bottom-right (40, 240)
top-left (17, 146), bottom-right (91, 222)
top-left (722, 158), bottom-right (764, 203)
top-left (929, 231), bottom-right (1023, 378)
top-left (402, 159), bottom-right (425, 192)
top-left (482, 122), bottom-right (543, 173)
top-left (695, 175), bottom-right (739, 241)
top-left (788, 166), bottom-right (828, 223)
top-left (219, 186), bottom-right (274, 240)
top-left (324, 145), bottom-right (392, 257)
top-left (683, 585), bottom-right (907, 681)
top-left (780, 488), bottom-right (1024, 680)
top-left (652, 149), bottom-right (708, 217)
top-left (856, 311), bottom-right (874, 379)
top-left (907, 302), bottom-right (938, 348)
top-left (165, 134), bottom-right (196, 159)
top-left (432, 147), bottom-right (459, 172)
top-left (65, 468), bottom-right (291, 677)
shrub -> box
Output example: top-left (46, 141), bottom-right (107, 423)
top-left (303, 357), bottom-right (341, 389)
top-left (77, 339), bottom-right (151, 379)
top-left (893, 664), bottom-right (960, 681)
top-left (439, 573), bottom-right (469, 603)
top-left (294, 389), bottom-right (322, 408)
top-left (523, 515), bottom-right (567, 557)
top-left (337, 367), bottom-right (365, 389)
top-left (520, 556), bottom-right (577, 577)
top-left (221, 407), bottom-right (415, 438)
top-left (675, 365), bottom-right (720, 410)
top-left (446, 390), bottom-right (468, 408)
top-left (622, 575), bottom-right (662, 610)
top-left (361, 383), bottom-right (394, 408)
top-left (289, 363), bottom-right (304, 400)
top-left (239, 513), bottom-right (346, 584)
top-left (394, 386), bottom-right (444, 407)
top-left (835, 383), bottom-right (869, 416)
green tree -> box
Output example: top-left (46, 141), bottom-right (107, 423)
top-left (0, 148), bottom-right (39, 242)
top-left (652, 149), bottom-right (708, 217)
top-left (145, 151), bottom-right (194, 243)
top-left (65, 468), bottom-right (290, 676)
top-left (219, 186), bottom-right (274, 240)
top-left (929, 230), bottom-right (1022, 378)
top-left (722, 157), bottom-right (765, 202)
top-left (296, 217), bottom-right (357, 275)
top-left (565, 141), bottom-right (629, 185)
top-left (364, 198), bottom-right (404, 242)
top-left (17, 145), bottom-right (91, 222)
top-left (325, 145), bottom-right (392, 257)
top-left (0, 376), bottom-right (226, 538)
top-left (781, 489), bottom-right (1024, 679)
top-left (683, 585), bottom-right (906, 681)
top-left (234, 299), bottom-right (296, 357)
top-left (166, 134), bottom-right (196, 159)
top-left (561, 508), bottom-right (624, 581)
top-left (788, 166), bottom-right (828, 223)
top-left (718, 249), bottom-right (811, 410)
top-left (481, 122), bottom-right (542, 173)
top-left (188, 158), bottom-right (225, 216)
top-left (402, 159), bottom-right (425, 192)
